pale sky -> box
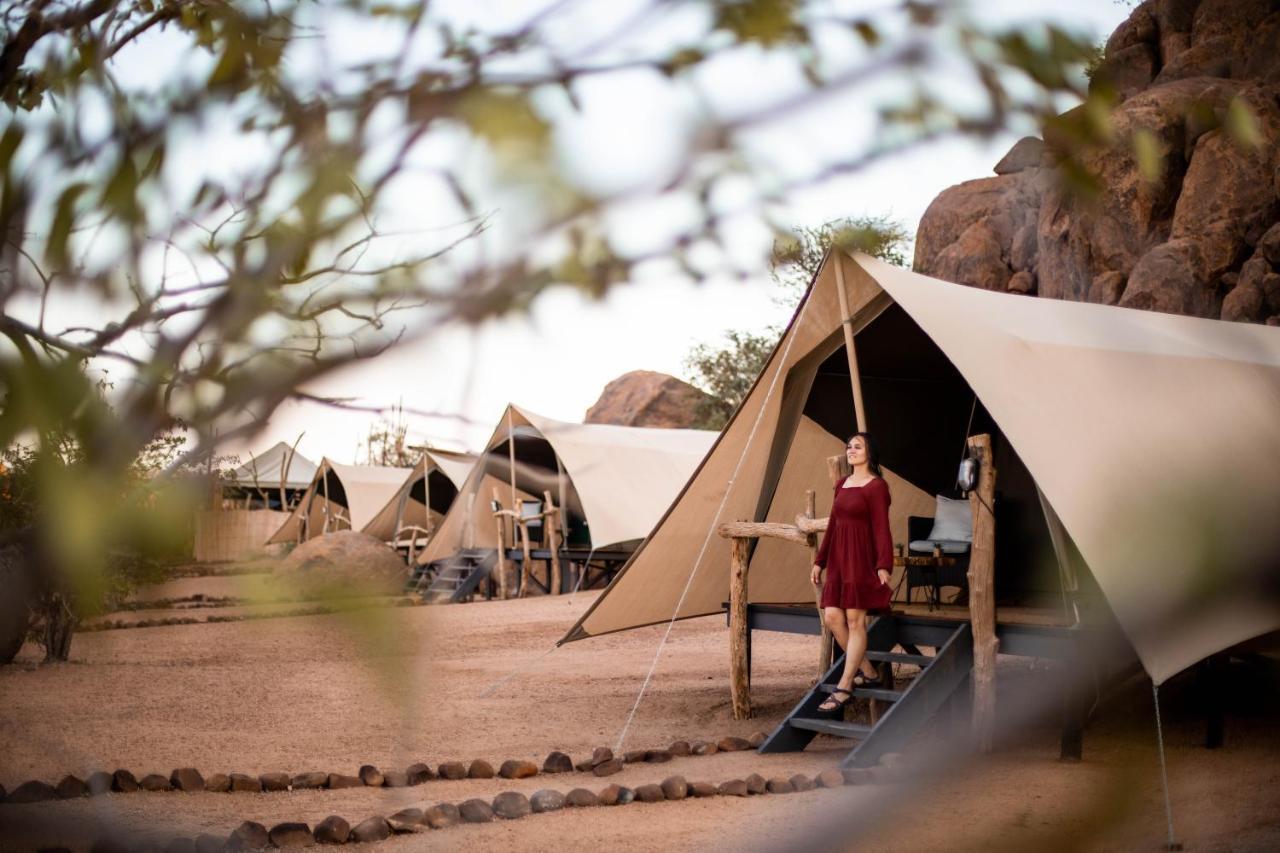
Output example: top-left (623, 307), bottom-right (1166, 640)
top-left (45, 1), bottom-right (1136, 467)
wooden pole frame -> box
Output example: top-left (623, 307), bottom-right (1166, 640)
top-left (543, 489), bottom-right (562, 595)
top-left (833, 254), bottom-right (869, 432)
top-left (805, 489), bottom-right (834, 676)
top-left (966, 433), bottom-right (998, 752)
top-left (729, 532), bottom-right (752, 720)
top-left (492, 487), bottom-right (510, 599)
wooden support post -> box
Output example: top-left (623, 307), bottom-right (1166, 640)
top-left (966, 433), bottom-right (998, 752)
top-left (517, 516), bottom-right (534, 598)
top-left (729, 533), bottom-right (752, 720)
top-left (492, 489), bottom-right (510, 599)
top-left (804, 489), bottom-right (834, 677)
top-left (833, 254), bottom-right (869, 431)
top-left (544, 490), bottom-right (562, 595)
top-left (321, 466), bottom-right (332, 534)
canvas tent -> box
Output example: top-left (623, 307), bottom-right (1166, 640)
top-left (223, 442), bottom-right (317, 510)
top-left (266, 459), bottom-right (412, 545)
top-left (417, 405), bottom-right (717, 565)
top-left (362, 448), bottom-right (477, 544)
top-left (564, 251), bottom-right (1280, 687)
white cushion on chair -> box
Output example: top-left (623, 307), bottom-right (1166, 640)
top-left (909, 539), bottom-right (971, 555)
top-left (926, 495), bottom-right (972, 543)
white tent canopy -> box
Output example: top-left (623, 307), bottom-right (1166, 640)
top-left (227, 442), bottom-right (317, 491)
top-left (565, 251), bottom-right (1280, 686)
top-left (362, 449), bottom-right (477, 543)
top-left (266, 459), bottom-right (412, 545)
top-left (418, 405), bottom-right (716, 564)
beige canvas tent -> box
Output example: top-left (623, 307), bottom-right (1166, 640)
top-left (417, 405), bottom-right (717, 566)
top-left (223, 442), bottom-right (317, 510)
top-left (266, 459), bottom-right (412, 545)
top-left (361, 448), bottom-right (477, 546)
top-left (564, 251), bottom-right (1280, 686)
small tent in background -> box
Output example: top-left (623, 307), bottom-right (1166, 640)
top-left (266, 460), bottom-right (412, 546)
top-left (193, 443), bottom-right (319, 562)
top-left (361, 448), bottom-right (477, 558)
top-left (417, 404), bottom-right (716, 590)
top-left (563, 251), bottom-right (1280, 689)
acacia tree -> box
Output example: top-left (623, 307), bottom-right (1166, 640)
top-left (0, 0), bottom-right (1105, 660)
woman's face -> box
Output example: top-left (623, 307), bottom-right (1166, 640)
top-left (847, 436), bottom-right (867, 466)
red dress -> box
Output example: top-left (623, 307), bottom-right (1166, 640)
top-left (815, 476), bottom-right (894, 611)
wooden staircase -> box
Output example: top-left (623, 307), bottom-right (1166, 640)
top-left (407, 549), bottom-right (497, 603)
top-left (760, 613), bottom-right (974, 768)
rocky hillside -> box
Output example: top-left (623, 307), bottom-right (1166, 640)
top-left (584, 371), bottom-right (714, 428)
top-left (915, 0), bottom-right (1280, 324)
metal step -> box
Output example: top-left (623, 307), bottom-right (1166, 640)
top-left (789, 718), bottom-right (873, 739)
top-left (818, 684), bottom-right (904, 703)
top-left (866, 651), bottom-right (933, 666)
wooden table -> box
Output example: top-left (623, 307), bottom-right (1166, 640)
top-left (894, 553), bottom-right (960, 610)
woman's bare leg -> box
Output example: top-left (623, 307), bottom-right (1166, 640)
top-left (843, 609), bottom-right (879, 685)
top-left (823, 607), bottom-right (849, 653)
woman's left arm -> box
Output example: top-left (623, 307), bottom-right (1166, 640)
top-left (869, 479), bottom-right (894, 577)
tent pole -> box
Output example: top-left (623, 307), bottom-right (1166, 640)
top-left (507, 409), bottom-right (517, 511)
top-left (834, 253), bottom-right (869, 431)
top-left (966, 434), bottom-right (998, 753)
top-left (321, 464), bottom-right (332, 533)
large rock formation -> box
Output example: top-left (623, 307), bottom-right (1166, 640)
top-left (585, 371), bottom-right (714, 428)
top-left (274, 530), bottom-right (407, 597)
top-left (915, 0), bottom-right (1280, 325)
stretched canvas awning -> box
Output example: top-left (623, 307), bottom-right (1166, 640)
top-left (417, 405), bottom-right (716, 564)
top-left (266, 459), bottom-right (412, 545)
top-left (362, 449), bottom-right (477, 542)
top-left (564, 251), bottom-right (1280, 686)
top-left (227, 442), bottom-right (317, 491)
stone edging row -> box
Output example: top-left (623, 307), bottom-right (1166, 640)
top-left (0, 733), bottom-right (769, 805)
top-left (84, 757), bottom-right (906, 853)
top-left (77, 598), bottom-right (424, 633)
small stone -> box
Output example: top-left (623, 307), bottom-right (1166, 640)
top-left (229, 773), bottom-right (262, 793)
top-left (766, 777), bottom-right (796, 794)
top-left (690, 741), bottom-right (717, 756)
top-left (717, 779), bottom-right (749, 797)
top-left (387, 808), bottom-right (424, 833)
top-left (688, 781), bottom-right (718, 798)
top-left (531, 789), bottom-right (566, 813)
top-left (358, 765), bottom-right (383, 787)
top-left (817, 769), bottom-right (846, 789)
top-left (6, 780), bottom-right (59, 803)
top-left (467, 759), bottom-right (494, 779)
top-left (790, 774), bottom-right (816, 792)
top-left (290, 771), bottom-right (327, 790)
top-left (112, 769), bottom-right (139, 793)
top-left (193, 834), bottom-right (224, 853)
top-left (492, 791), bottom-right (532, 819)
top-left (423, 803), bottom-right (461, 829)
top-left (668, 741), bottom-right (691, 756)
top-left (660, 775), bottom-right (688, 801)
top-left (592, 758), bottom-right (623, 777)
top-left (717, 736), bottom-right (751, 752)
top-left (313, 816), bottom-right (350, 845)
top-left (437, 761), bottom-right (467, 780)
top-left (459, 799), bottom-right (494, 823)
top-left (382, 769), bottom-right (409, 788)
top-left (406, 763), bottom-right (435, 785)
top-left (590, 747), bottom-right (614, 767)
top-left (86, 771), bottom-right (113, 796)
top-left (643, 750), bottom-right (672, 763)
top-left (259, 771), bottom-right (290, 792)
top-left (1007, 270), bottom-right (1036, 294)
top-left (267, 822), bottom-right (313, 848)
top-left (542, 751), bottom-right (574, 774)
top-left (634, 784), bottom-right (664, 803)
top-left (164, 837), bottom-right (196, 853)
top-left (203, 773), bottom-right (230, 793)
top-left (565, 788), bottom-right (599, 807)
top-left (348, 817), bottom-right (390, 844)
top-left (139, 774), bottom-right (172, 792)
top-left (597, 784), bottom-right (634, 806)
top-left (623, 749), bottom-right (647, 763)
top-left (326, 773), bottom-right (361, 789)
top-left (170, 768), bottom-right (204, 792)
top-left (747, 731), bottom-right (767, 748)
top-left (842, 767), bottom-right (876, 785)
top-left (229, 822), bottom-right (268, 851)
top-left (574, 759), bottom-right (595, 772)
top-left (56, 775), bottom-right (88, 799)
top-left (499, 759), bottom-right (538, 779)
top-left (745, 773), bottom-right (767, 795)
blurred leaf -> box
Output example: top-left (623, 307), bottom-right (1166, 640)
top-left (1225, 97), bottom-right (1263, 149)
top-left (46, 182), bottom-right (89, 269)
top-left (713, 0), bottom-right (805, 48)
top-left (853, 21), bottom-right (879, 47)
top-left (1131, 128), bottom-right (1162, 184)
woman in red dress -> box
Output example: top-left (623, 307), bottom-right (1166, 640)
top-left (810, 432), bottom-right (894, 712)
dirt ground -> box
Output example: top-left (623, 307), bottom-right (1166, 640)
top-left (1, 584), bottom-right (1278, 852)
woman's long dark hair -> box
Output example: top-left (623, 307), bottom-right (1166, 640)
top-left (847, 431), bottom-right (883, 478)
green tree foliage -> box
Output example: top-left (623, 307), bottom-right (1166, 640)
top-left (684, 214), bottom-right (910, 429)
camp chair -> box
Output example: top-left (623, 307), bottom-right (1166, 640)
top-left (519, 499), bottom-right (544, 547)
top-left (905, 495), bottom-right (972, 606)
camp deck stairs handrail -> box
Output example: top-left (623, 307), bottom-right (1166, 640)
top-left (759, 613), bottom-right (974, 769)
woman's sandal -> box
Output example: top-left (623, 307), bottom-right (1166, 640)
top-left (817, 688), bottom-right (853, 712)
top-left (853, 671), bottom-right (885, 689)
